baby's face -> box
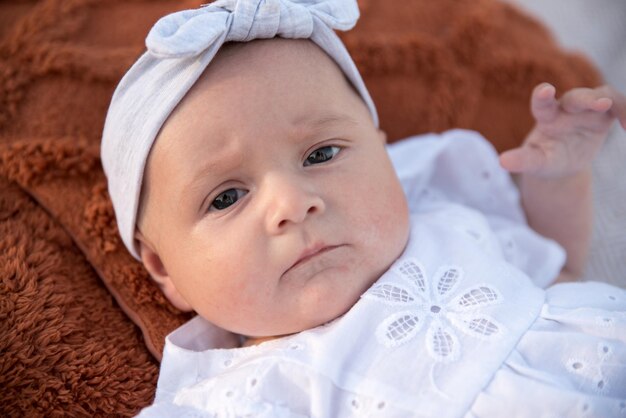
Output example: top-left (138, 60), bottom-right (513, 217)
top-left (138, 39), bottom-right (409, 337)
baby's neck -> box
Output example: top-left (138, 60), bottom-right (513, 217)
top-left (241, 335), bottom-right (280, 347)
top-left (242, 331), bottom-right (305, 347)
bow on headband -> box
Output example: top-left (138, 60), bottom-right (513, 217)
top-left (146, 0), bottom-right (359, 58)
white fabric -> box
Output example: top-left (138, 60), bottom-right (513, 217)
top-left (100, 0), bottom-right (378, 259)
top-left (137, 130), bottom-right (626, 417)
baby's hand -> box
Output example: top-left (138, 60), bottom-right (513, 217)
top-left (499, 83), bottom-right (626, 178)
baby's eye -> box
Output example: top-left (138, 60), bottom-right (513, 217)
top-left (304, 145), bottom-right (341, 166)
top-left (210, 188), bottom-right (247, 211)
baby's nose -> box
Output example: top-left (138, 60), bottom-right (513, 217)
top-left (263, 174), bottom-right (325, 234)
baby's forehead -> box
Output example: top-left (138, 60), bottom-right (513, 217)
top-left (149, 37), bottom-right (359, 165)
top-left (160, 37), bottom-right (357, 142)
top-left (187, 38), bottom-right (346, 98)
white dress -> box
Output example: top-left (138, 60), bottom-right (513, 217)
top-left (138, 130), bottom-right (626, 418)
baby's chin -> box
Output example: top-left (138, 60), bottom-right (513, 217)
top-left (239, 272), bottom-right (383, 343)
top-left (229, 224), bottom-right (409, 343)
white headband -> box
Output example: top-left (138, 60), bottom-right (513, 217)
top-left (101, 0), bottom-right (378, 259)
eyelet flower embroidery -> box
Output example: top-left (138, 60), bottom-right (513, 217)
top-left (363, 258), bottom-right (505, 363)
top-left (566, 341), bottom-right (614, 394)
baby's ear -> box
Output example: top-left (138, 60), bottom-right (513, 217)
top-left (134, 230), bottom-right (194, 312)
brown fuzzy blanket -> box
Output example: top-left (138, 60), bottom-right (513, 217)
top-left (0, 0), bottom-right (599, 416)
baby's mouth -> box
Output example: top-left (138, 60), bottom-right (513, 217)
top-left (283, 244), bottom-right (345, 278)
top-left (293, 245), bottom-right (338, 268)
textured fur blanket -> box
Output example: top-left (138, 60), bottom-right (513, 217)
top-left (0, 0), bottom-right (599, 415)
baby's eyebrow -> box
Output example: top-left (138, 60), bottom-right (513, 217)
top-left (184, 156), bottom-right (240, 213)
top-left (295, 113), bottom-right (359, 131)
top-left (184, 147), bottom-right (243, 201)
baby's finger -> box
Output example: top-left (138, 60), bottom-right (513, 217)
top-left (561, 87), bottom-right (613, 114)
top-left (531, 83), bottom-right (558, 122)
top-left (605, 86), bottom-right (626, 129)
top-left (499, 145), bottom-right (547, 174)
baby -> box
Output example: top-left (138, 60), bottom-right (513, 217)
top-left (101, 0), bottom-right (626, 416)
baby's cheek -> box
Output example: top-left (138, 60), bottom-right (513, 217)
top-left (365, 174), bottom-right (409, 260)
top-left (194, 272), bottom-right (266, 333)
top-left (360, 172), bottom-right (407, 236)
top-left (221, 259), bottom-right (274, 306)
